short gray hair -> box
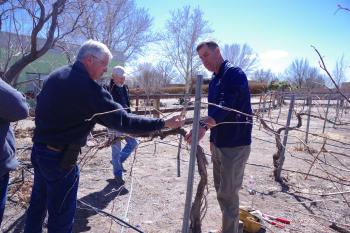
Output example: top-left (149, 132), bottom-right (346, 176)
top-left (112, 66), bottom-right (125, 77)
top-left (76, 39), bottom-right (113, 61)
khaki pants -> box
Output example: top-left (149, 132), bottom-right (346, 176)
top-left (211, 143), bottom-right (251, 233)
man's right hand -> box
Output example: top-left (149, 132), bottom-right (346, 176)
top-left (164, 115), bottom-right (185, 129)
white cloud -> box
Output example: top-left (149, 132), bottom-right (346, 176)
top-left (345, 68), bottom-right (350, 82)
top-left (260, 50), bottom-right (289, 60)
top-left (258, 50), bottom-right (290, 73)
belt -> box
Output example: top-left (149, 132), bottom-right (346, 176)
top-left (47, 144), bottom-right (66, 152)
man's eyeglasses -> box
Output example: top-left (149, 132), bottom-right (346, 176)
top-left (91, 55), bottom-right (108, 66)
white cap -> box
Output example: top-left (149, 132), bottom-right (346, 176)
top-left (112, 66), bottom-right (125, 77)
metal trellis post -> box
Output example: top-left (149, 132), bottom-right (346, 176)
top-left (181, 74), bottom-right (203, 233)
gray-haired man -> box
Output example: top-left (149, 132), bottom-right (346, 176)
top-left (24, 40), bottom-right (184, 233)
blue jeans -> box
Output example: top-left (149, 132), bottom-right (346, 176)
top-left (0, 172), bottom-right (9, 227)
top-left (24, 143), bottom-right (80, 233)
top-left (111, 135), bottom-right (138, 178)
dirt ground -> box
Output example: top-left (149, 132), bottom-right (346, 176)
top-left (1, 100), bottom-right (350, 233)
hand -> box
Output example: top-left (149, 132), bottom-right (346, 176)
top-left (184, 127), bottom-right (206, 144)
top-left (164, 115), bottom-right (185, 129)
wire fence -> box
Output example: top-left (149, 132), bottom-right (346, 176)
top-left (3, 89), bottom-right (350, 232)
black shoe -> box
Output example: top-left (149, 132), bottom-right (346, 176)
top-left (115, 176), bottom-right (125, 187)
top-left (121, 163), bottom-right (127, 172)
top-left (116, 186), bottom-right (129, 195)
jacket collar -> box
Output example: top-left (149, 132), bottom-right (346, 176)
top-left (213, 60), bottom-right (230, 79)
top-left (73, 61), bottom-right (90, 78)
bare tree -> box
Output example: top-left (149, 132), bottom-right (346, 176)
top-left (285, 58), bottom-right (310, 89)
top-left (304, 67), bottom-right (326, 90)
top-left (332, 55), bottom-right (347, 87)
top-left (71, 0), bottom-right (157, 63)
top-left (155, 61), bottom-right (175, 86)
top-left (134, 62), bottom-right (175, 95)
top-left (0, 0), bottom-right (83, 84)
top-left (135, 63), bottom-right (162, 94)
top-left (251, 69), bottom-right (275, 83)
top-left (162, 6), bottom-right (212, 93)
top-left (285, 58), bottom-right (325, 90)
top-left (222, 43), bottom-right (258, 75)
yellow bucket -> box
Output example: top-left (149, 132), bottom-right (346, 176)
top-left (239, 209), bottom-right (261, 233)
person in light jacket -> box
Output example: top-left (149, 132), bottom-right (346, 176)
top-left (0, 78), bottom-right (29, 226)
top-left (107, 66), bottom-right (138, 188)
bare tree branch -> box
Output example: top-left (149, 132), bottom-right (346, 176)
top-left (1, 0), bottom-right (85, 85)
top-left (311, 45), bottom-right (350, 105)
top-left (162, 6), bottom-right (212, 93)
top-left (337, 4), bottom-right (350, 12)
top-left (222, 43), bottom-right (258, 75)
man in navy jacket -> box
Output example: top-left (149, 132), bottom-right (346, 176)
top-left (0, 79), bottom-right (29, 226)
top-left (24, 40), bottom-right (184, 233)
top-left (186, 41), bottom-right (252, 233)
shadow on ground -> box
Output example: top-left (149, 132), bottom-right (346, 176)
top-left (73, 178), bottom-right (127, 232)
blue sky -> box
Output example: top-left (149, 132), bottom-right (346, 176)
top-left (136, 0), bottom-right (350, 81)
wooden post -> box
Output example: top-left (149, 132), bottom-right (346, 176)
top-left (258, 93), bottom-right (263, 130)
top-left (177, 135), bottom-right (183, 177)
top-left (262, 93), bottom-right (266, 113)
top-left (339, 98), bottom-right (345, 119)
top-left (302, 95), bottom-right (307, 111)
top-left (305, 96), bottom-right (312, 144)
top-left (258, 93), bottom-right (263, 113)
top-left (268, 92), bottom-right (272, 118)
top-left (135, 93), bottom-right (139, 112)
top-left (333, 96), bottom-right (340, 128)
top-left (276, 92), bottom-right (284, 124)
top-left (154, 97), bottom-right (160, 118)
top-left (276, 95), bottom-right (295, 181)
top-left (322, 97), bottom-right (331, 134)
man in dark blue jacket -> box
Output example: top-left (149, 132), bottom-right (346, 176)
top-left (24, 40), bottom-right (184, 233)
top-left (186, 41), bottom-right (252, 233)
top-left (108, 66), bottom-right (138, 187)
top-left (0, 79), bottom-right (29, 226)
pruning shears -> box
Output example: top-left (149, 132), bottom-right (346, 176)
top-left (262, 213), bottom-right (291, 229)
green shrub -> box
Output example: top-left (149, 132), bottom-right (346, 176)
top-left (249, 82), bottom-right (267, 94)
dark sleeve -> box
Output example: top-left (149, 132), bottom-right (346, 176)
top-left (124, 86), bottom-right (131, 112)
top-left (102, 84), bottom-right (109, 92)
top-left (110, 86), bottom-right (120, 103)
top-left (0, 79), bottom-right (29, 122)
top-left (209, 68), bottom-right (248, 123)
top-left (87, 86), bottom-right (165, 134)
top-left (125, 85), bottom-right (131, 107)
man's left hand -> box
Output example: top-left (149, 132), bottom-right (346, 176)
top-left (184, 127), bottom-right (207, 144)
